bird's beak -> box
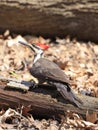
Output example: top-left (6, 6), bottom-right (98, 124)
top-left (19, 41), bottom-right (36, 53)
top-left (19, 41), bottom-right (44, 56)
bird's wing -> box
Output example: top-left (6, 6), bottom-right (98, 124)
top-left (37, 58), bottom-right (70, 84)
top-left (43, 67), bottom-right (70, 83)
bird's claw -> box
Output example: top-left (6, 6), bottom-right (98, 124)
top-left (33, 83), bottom-right (39, 88)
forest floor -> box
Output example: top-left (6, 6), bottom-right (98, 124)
top-left (0, 30), bottom-right (98, 129)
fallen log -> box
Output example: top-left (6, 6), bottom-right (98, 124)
top-left (0, 78), bottom-right (98, 120)
top-left (0, 0), bottom-right (98, 41)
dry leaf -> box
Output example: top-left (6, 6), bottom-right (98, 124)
top-left (86, 110), bottom-right (98, 123)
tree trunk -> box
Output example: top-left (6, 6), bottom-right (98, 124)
top-left (0, 0), bottom-right (98, 41)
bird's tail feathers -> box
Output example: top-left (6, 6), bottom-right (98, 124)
top-left (57, 83), bottom-right (83, 107)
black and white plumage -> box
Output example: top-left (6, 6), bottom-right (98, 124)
top-left (19, 41), bottom-right (82, 107)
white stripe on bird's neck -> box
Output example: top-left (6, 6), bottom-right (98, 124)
top-left (33, 49), bottom-right (43, 63)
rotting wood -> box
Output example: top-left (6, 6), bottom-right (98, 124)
top-left (0, 78), bottom-right (98, 119)
top-left (0, 76), bottom-right (34, 91)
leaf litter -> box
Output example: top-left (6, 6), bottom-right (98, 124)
top-left (0, 30), bottom-right (98, 129)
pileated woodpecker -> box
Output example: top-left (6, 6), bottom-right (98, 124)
top-left (19, 41), bottom-right (82, 107)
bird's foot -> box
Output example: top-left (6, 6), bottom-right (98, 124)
top-left (32, 83), bottom-right (39, 88)
top-left (28, 80), bottom-right (39, 89)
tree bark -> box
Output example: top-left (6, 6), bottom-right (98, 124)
top-left (0, 0), bottom-right (98, 41)
top-left (0, 82), bottom-right (98, 120)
